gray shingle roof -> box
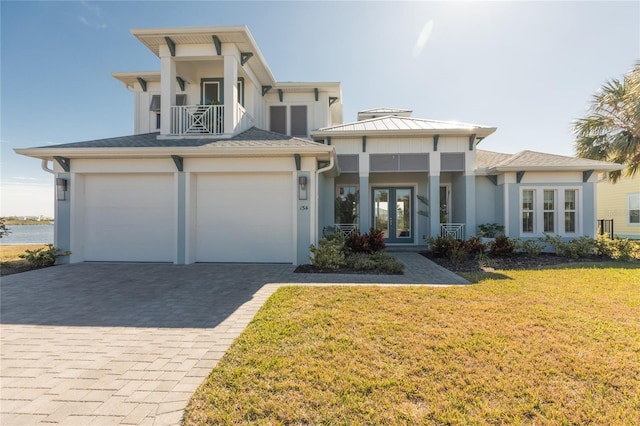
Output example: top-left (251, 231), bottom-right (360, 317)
top-left (33, 127), bottom-right (322, 149)
top-left (477, 149), bottom-right (623, 171)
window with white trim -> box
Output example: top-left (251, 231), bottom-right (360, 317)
top-left (629, 193), bottom-right (640, 225)
top-left (521, 187), bottom-right (580, 235)
top-left (564, 189), bottom-right (577, 233)
top-left (522, 190), bottom-right (534, 233)
top-left (543, 190), bottom-right (556, 233)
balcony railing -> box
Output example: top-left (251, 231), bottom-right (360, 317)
top-left (171, 105), bottom-right (224, 135)
top-left (440, 223), bottom-right (465, 240)
top-left (335, 224), bottom-right (357, 238)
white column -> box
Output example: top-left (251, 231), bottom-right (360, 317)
top-left (429, 153), bottom-right (441, 238)
top-left (160, 56), bottom-right (176, 135)
top-left (223, 55), bottom-right (238, 135)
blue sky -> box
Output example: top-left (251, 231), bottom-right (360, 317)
top-left (1, 1), bottom-right (638, 216)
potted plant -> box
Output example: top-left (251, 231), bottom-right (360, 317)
top-left (477, 223), bottom-right (505, 244)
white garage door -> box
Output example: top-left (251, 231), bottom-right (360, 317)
top-left (83, 174), bottom-right (175, 262)
top-left (195, 173), bottom-right (293, 263)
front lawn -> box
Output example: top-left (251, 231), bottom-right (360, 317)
top-left (185, 264), bottom-right (640, 424)
top-left (0, 244), bottom-right (47, 276)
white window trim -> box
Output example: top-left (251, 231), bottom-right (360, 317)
top-left (628, 192), bottom-right (640, 226)
top-left (520, 187), bottom-right (582, 236)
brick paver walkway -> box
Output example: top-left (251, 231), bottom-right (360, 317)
top-left (1, 253), bottom-right (467, 425)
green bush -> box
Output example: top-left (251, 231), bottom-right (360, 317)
top-left (345, 252), bottom-right (377, 270)
top-left (309, 237), bottom-right (346, 270)
top-left (344, 252), bottom-right (404, 274)
top-left (477, 223), bottom-right (505, 238)
top-left (19, 244), bottom-right (70, 267)
top-left (516, 238), bottom-right (546, 256)
top-left (374, 253), bottom-right (404, 274)
top-left (596, 235), bottom-right (640, 261)
top-left (345, 228), bottom-right (386, 254)
top-left (544, 234), bottom-right (596, 259)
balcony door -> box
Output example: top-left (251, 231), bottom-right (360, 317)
top-left (373, 187), bottom-right (413, 243)
top-left (201, 79), bottom-right (223, 105)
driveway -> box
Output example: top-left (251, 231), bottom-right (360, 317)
top-left (0, 254), bottom-right (466, 425)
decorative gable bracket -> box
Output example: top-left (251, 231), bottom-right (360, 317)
top-left (329, 97), bottom-right (339, 106)
top-left (261, 85), bottom-right (272, 96)
top-left (240, 52), bottom-right (253, 66)
top-left (468, 133), bottom-right (476, 151)
top-left (211, 35), bottom-right (222, 55)
top-left (54, 156), bottom-right (70, 172)
top-left (171, 155), bottom-right (184, 172)
top-left (176, 76), bottom-right (186, 91)
top-left (433, 134), bottom-right (440, 151)
top-left (164, 37), bottom-right (176, 57)
top-left (583, 170), bottom-right (594, 182)
top-left (486, 175), bottom-right (498, 186)
top-left (137, 77), bottom-right (147, 92)
top-left (516, 171), bottom-right (525, 183)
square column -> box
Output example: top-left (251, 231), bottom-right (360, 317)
top-left (428, 174), bottom-right (441, 238)
top-left (160, 56), bottom-right (176, 135)
top-left (358, 153), bottom-right (370, 232)
top-left (464, 174), bottom-right (476, 239)
top-left (223, 55), bottom-right (238, 135)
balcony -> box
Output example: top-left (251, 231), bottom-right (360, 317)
top-left (170, 104), bottom-right (254, 136)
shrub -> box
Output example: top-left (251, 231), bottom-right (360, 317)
top-left (19, 244), bottom-right (70, 267)
top-left (373, 253), bottom-right (404, 274)
top-left (489, 235), bottom-right (516, 257)
top-left (477, 223), bottom-right (505, 238)
top-left (0, 217), bottom-right (9, 238)
top-left (345, 252), bottom-right (377, 270)
top-left (464, 236), bottom-right (486, 256)
top-left (345, 228), bottom-right (386, 254)
top-left (309, 234), bottom-right (346, 270)
top-left (427, 235), bottom-right (457, 258)
top-left (544, 234), bottom-right (597, 259)
top-left (343, 252), bottom-right (404, 274)
top-left (596, 235), bottom-right (640, 261)
top-left (516, 238), bottom-right (546, 256)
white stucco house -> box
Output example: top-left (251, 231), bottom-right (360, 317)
top-left (16, 25), bottom-right (623, 265)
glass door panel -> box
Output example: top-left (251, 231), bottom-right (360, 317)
top-left (373, 187), bottom-right (413, 243)
top-left (373, 189), bottom-right (389, 239)
top-left (395, 189), bottom-right (411, 239)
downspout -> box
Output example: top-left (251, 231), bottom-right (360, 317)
top-left (313, 153), bottom-right (335, 246)
top-left (41, 159), bottom-right (54, 174)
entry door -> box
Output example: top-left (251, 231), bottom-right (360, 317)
top-left (373, 187), bottom-right (413, 243)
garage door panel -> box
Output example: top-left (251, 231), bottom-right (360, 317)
top-left (195, 173), bottom-right (293, 263)
top-left (83, 174), bottom-right (175, 262)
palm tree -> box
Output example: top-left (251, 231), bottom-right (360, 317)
top-left (573, 62), bottom-right (640, 182)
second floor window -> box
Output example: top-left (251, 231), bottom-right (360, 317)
top-left (629, 193), bottom-right (640, 225)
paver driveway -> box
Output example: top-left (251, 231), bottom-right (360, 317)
top-left (0, 254), bottom-right (467, 425)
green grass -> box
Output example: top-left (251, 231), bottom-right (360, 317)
top-left (185, 264), bottom-right (640, 425)
top-left (0, 244), bottom-right (48, 275)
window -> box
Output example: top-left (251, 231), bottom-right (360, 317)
top-left (270, 106), bottom-right (287, 134)
top-left (237, 78), bottom-right (245, 106)
top-left (521, 188), bottom-right (581, 235)
top-left (565, 189), bottom-right (577, 233)
top-left (629, 193), bottom-right (640, 225)
top-left (290, 105), bottom-right (308, 137)
top-left (522, 190), bottom-right (534, 233)
top-left (202, 80), bottom-right (221, 105)
top-left (149, 95), bottom-right (161, 112)
top-left (150, 94), bottom-right (187, 130)
top-left (335, 185), bottom-right (359, 225)
top-left (543, 190), bottom-right (555, 233)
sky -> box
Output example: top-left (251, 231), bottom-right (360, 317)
top-left (1, 0), bottom-right (638, 217)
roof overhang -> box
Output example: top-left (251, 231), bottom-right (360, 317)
top-left (15, 145), bottom-right (335, 161)
top-left (475, 163), bottom-right (625, 175)
top-left (130, 26), bottom-right (277, 86)
top-left (311, 127), bottom-right (497, 139)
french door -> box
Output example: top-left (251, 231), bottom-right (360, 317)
top-left (372, 187), bottom-right (413, 243)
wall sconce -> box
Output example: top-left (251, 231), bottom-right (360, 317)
top-left (298, 176), bottom-right (308, 200)
top-left (56, 178), bottom-right (68, 201)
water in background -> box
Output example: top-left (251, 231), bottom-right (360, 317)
top-left (0, 225), bottom-right (54, 245)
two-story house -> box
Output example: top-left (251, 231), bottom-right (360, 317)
top-left (16, 25), bottom-right (623, 265)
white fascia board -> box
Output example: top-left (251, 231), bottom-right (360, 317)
top-left (15, 145), bottom-right (335, 160)
top-left (490, 164), bottom-right (625, 173)
top-left (310, 127), bottom-right (497, 138)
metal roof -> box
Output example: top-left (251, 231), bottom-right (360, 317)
top-left (313, 115), bottom-right (497, 138)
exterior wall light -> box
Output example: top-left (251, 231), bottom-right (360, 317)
top-left (298, 176), bottom-right (308, 200)
top-left (56, 178), bottom-right (68, 201)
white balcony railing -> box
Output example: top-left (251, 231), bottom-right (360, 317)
top-left (171, 105), bottom-right (224, 135)
top-left (440, 223), bottom-right (465, 240)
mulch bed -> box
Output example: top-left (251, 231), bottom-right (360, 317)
top-left (422, 252), bottom-right (614, 273)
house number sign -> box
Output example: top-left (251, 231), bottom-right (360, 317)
top-left (299, 205), bottom-right (309, 211)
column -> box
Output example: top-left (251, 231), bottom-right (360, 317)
top-left (429, 175), bottom-right (440, 239)
top-left (160, 56), bottom-right (176, 135)
top-left (176, 172), bottom-right (186, 264)
top-left (223, 55), bottom-right (238, 135)
top-left (358, 153), bottom-right (370, 232)
top-left (464, 174), bottom-right (476, 239)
